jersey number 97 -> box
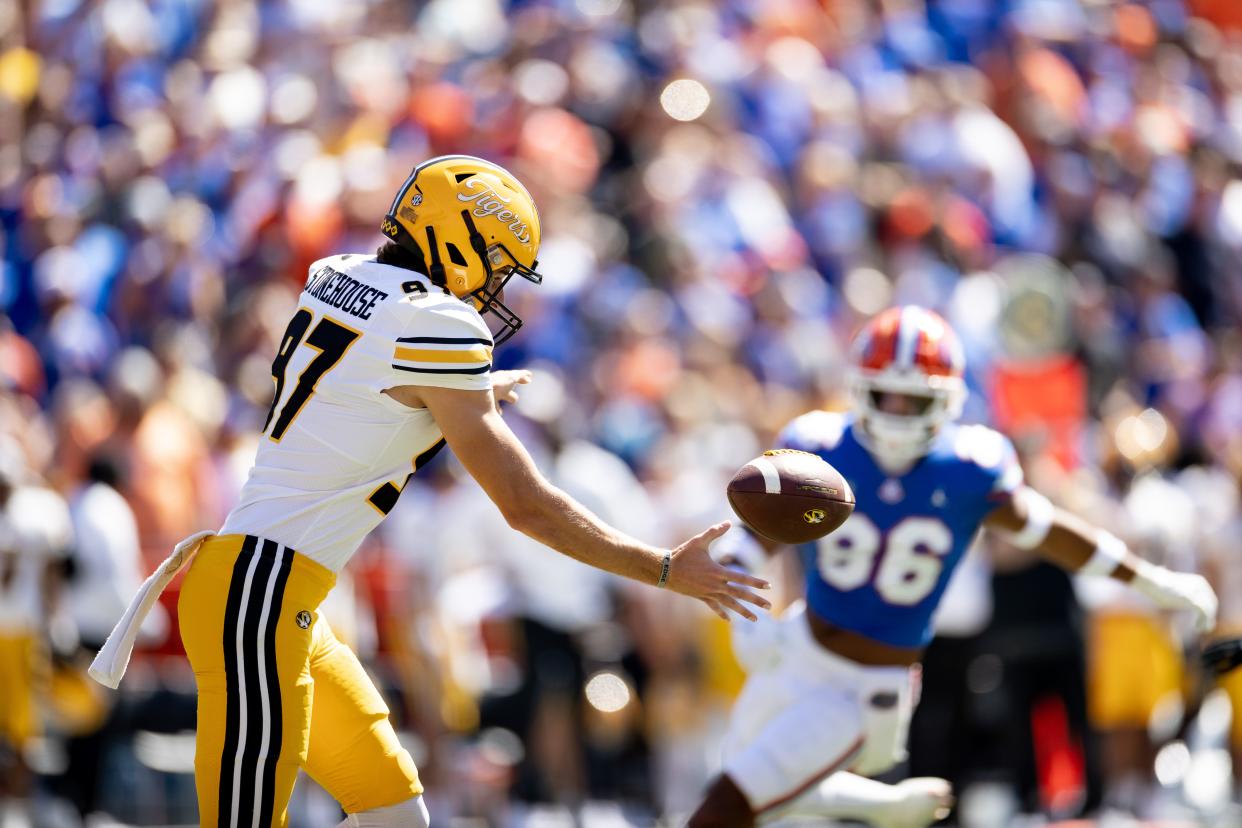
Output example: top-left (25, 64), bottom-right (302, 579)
top-left (264, 309), bottom-right (360, 441)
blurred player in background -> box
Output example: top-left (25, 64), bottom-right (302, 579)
top-left (94, 155), bottom-right (769, 828)
top-left (0, 442), bottom-right (73, 823)
top-left (688, 306), bottom-right (1218, 828)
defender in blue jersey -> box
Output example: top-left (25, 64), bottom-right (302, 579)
top-left (689, 307), bottom-right (1218, 828)
top-left (785, 411), bottom-right (1021, 650)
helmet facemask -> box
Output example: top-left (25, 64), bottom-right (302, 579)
top-left (850, 369), bottom-right (965, 472)
top-left (459, 209), bottom-right (542, 345)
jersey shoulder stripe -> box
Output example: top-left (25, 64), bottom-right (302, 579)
top-left (394, 345), bottom-right (492, 364)
top-left (387, 291), bottom-right (494, 384)
top-left (391, 338), bottom-right (492, 375)
top-left (397, 335), bottom-right (493, 345)
top-left (392, 363), bottom-right (491, 375)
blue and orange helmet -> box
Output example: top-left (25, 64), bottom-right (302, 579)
top-left (849, 306), bottom-right (967, 465)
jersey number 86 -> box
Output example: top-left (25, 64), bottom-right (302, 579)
top-left (815, 515), bottom-right (953, 606)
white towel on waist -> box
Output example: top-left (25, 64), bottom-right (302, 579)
top-left (89, 530), bottom-right (215, 689)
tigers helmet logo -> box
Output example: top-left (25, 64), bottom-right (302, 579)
top-left (456, 178), bottom-right (533, 244)
top-left (295, 610), bottom-right (312, 629)
top-left (803, 509), bottom-right (827, 525)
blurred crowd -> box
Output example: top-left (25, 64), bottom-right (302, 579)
top-left (6, 0), bottom-right (1242, 824)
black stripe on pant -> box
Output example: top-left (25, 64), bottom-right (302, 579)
top-left (256, 546), bottom-right (293, 828)
top-left (218, 535), bottom-right (257, 825)
top-left (217, 536), bottom-right (294, 827)
top-left (234, 541), bottom-right (277, 826)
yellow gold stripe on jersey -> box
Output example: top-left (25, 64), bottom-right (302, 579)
top-left (393, 345), bottom-right (492, 364)
top-left (391, 334), bottom-right (492, 376)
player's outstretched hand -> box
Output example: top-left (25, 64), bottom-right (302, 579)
top-left (492, 369), bottom-right (532, 410)
top-left (664, 521), bottom-right (771, 621)
top-left (1133, 567), bottom-right (1219, 634)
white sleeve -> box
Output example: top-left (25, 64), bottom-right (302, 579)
top-left (387, 301), bottom-right (494, 392)
top-left (9, 487), bottom-right (74, 559)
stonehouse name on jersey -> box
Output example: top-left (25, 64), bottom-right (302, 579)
top-left (304, 265), bottom-right (389, 321)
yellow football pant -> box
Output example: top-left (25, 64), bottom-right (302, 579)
top-left (179, 534), bottom-right (421, 827)
top-left (1087, 610), bottom-right (1182, 730)
top-left (0, 631), bottom-right (38, 748)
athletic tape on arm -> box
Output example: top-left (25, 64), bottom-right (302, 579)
top-left (1079, 530), bottom-right (1129, 577)
top-left (1005, 489), bottom-right (1054, 550)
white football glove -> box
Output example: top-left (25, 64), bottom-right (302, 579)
top-left (1131, 564), bottom-right (1219, 634)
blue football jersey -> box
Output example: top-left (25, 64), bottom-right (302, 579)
top-left (778, 411), bottom-right (1023, 648)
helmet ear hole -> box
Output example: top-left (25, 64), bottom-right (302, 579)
top-left (454, 173), bottom-right (474, 183)
top-left (445, 243), bottom-right (468, 266)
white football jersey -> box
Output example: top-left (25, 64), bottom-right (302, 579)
top-left (220, 253), bottom-right (493, 572)
top-left (0, 485), bottom-right (73, 630)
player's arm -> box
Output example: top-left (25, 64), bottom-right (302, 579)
top-left (385, 382), bottom-right (770, 620)
top-left (983, 487), bottom-right (1218, 632)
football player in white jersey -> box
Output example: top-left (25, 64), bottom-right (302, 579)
top-left (95, 156), bottom-right (769, 828)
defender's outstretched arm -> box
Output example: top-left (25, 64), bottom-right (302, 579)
top-left (984, 487), bottom-right (1217, 632)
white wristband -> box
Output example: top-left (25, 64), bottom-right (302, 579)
top-left (1005, 489), bottom-right (1054, 550)
top-left (1079, 530), bottom-right (1129, 577)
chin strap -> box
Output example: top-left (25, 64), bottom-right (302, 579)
top-left (457, 209), bottom-right (528, 345)
top-left (461, 209), bottom-right (489, 263)
top-left (423, 226), bottom-right (446, 286)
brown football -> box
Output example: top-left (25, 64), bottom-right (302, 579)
top-left (727, 449), bottom-right (855, 544)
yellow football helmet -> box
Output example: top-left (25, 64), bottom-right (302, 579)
top-left (381, 155), bottom-right (543, 343)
